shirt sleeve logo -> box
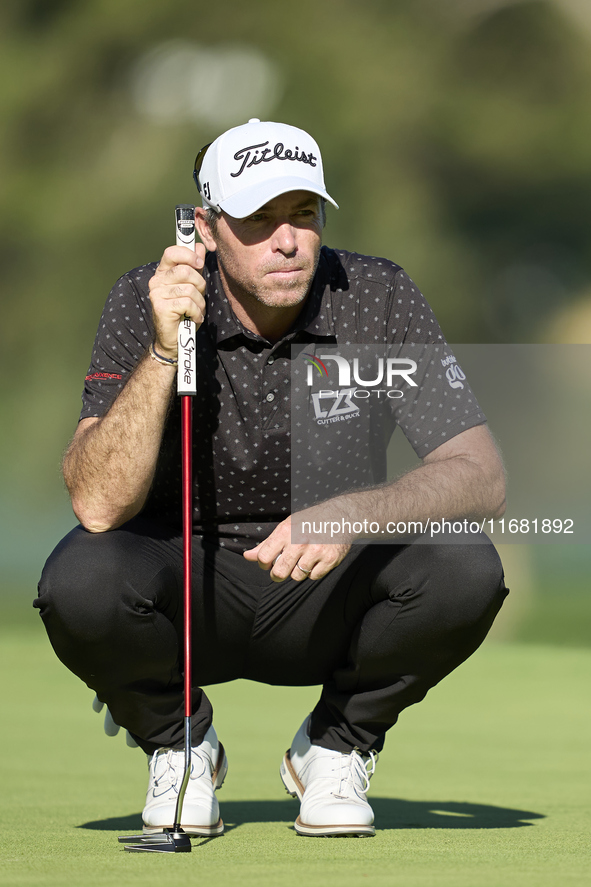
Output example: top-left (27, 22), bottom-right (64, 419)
top-left (85, 372), bottom-right (123, 380)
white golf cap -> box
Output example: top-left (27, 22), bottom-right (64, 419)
top-left (194, 118), bottom-right (339, 218)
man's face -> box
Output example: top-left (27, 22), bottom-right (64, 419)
top-left (201, 191), bottom-right (324, 311)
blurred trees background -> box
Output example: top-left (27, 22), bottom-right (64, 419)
top-left (1, 0), bottom-right (590, 641)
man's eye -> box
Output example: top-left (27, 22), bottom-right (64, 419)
top-left (248, 213), bottom-right (266, 222)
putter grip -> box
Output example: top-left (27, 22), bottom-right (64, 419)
top-left (175, 204), bottom-right (197, 396)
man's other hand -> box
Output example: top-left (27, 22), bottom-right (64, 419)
top-left (243, 516), bottom-right (351, 582)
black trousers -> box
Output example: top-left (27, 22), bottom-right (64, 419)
top-left (35, 518), bottom-right (508, 756)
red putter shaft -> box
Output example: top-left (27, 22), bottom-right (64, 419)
top-left (181, 393), bottom-right (192, 718)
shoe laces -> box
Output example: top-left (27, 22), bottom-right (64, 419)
top-left (150, 749), bottom-right (182, 794)
top-left (335, 748), bottom-right (379, 798)
top-left (150, 747), bottom-right (207, 792)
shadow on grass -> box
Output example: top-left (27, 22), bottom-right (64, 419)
top-left (79, 797), bottom-right (544, 832)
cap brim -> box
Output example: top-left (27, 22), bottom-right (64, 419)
top-left (218, 176), bottom-right (339, 219)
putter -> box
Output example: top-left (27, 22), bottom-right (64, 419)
top-left (119, 205), bottom-right (198, 853)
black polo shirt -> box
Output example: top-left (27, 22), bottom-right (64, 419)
top-left (81, 246), bottom-right (485, 552)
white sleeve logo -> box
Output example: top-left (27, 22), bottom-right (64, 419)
top-left (446, 364), bottom-right (466, 390)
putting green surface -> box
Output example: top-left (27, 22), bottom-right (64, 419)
top-left (0, 623), bottom-right (589, 887)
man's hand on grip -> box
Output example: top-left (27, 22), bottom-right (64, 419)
top-left (148, 243), bottom-right (207, 359)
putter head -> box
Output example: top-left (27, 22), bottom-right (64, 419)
top-left (118, 829), bottom-right (192, 853)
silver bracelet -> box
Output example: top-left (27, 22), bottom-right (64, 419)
top-left (150, 343), bottom-right (178, 367)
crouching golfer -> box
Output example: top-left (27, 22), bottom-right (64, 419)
top-left (36, 119), bottom-right (508, 838)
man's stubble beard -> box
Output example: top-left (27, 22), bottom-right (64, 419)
top-left (215, 241), bottom-right (321, 311)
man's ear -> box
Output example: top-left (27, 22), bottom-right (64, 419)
top-left (195, 207), bottom-right (217, 252)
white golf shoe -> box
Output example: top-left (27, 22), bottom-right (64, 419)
top-left (142, 725), bottom-right (227, 836)
top-left (280, 716), bottom-right (378, 837)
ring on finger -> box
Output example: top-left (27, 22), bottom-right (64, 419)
top-left (296, 563), bottom-right (311, 575)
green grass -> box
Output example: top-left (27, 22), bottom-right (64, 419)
top-left (513, 585), bottom-right (591, 647)
top-left (0, 620), bottom-right (589, 887)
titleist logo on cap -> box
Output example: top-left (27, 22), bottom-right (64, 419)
top-left (231, 141), bottom-right (318, 178)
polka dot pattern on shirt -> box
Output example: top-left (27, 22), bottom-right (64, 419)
top-left (80, 247), bottom-right (485, 552)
